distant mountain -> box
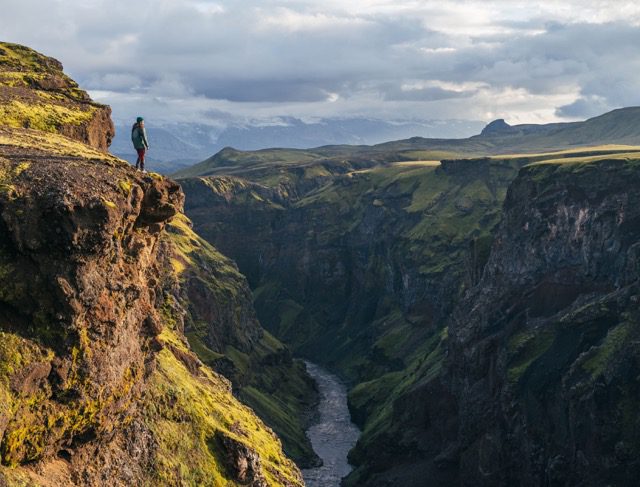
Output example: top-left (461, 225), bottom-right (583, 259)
top-left (210, 117), bottom-right (484, 150)
top-left (375, 106), bottom-right (640, 154)
top-left (110, 117), bottom-right (485, 173)
top-left (174, 107), bottom-right (640, 179)
top-left (110, 123), bottom-right (218, 173)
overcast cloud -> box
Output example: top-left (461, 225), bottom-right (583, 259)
top-left (2, 0), bottom-right (640, 126)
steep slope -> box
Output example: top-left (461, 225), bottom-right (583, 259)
top-left (179, 159), bottom-right (520, 383)
top-left (160, 213), bottom-right (319, 467)
top-left (348, 154), bottom-right (640, 486)
top-left (0, 43), bottom-right (303, 486)
top-left (177, 156), bottom-right (524, 485)
top-left (177, 140), bottom-right (640, 485)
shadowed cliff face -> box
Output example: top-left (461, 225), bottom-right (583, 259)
top-left (444, 159), bottom-right (640, 486)
top-left (178, 158), bottom-right (522, 484)
top-left (180, 159), bottom-right (520, 384)
top-left (0, 42), bottom-right (114, 151)
top-left (0, 44), bottom-right (304, 487)
top-left (159, 213), bottom-right (320, 467)
top-left (351, 158), bottom-right (640, 486)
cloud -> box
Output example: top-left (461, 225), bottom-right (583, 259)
top-left (3, 0), bottom-right (640, 126)
top-left (555, 96), bottom-right (612, 119)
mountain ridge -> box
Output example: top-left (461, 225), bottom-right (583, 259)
top-left (174, 106), bottom-right (640, 180)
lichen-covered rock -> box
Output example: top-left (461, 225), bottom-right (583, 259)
top-left (0, 44), bottom-right (304, 487)
top-left (217, 431), bottom-right (269, 487)
top-left (0, 42), bottom-right (114, 151)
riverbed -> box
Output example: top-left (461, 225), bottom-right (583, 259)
top-left (301, 361), bottom-right (361, 487)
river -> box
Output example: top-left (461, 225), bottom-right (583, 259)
top-left (301, 361), bottom-right (361, 487)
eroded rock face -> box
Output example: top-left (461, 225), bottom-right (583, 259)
top-left (0, 145), bottom-right (182, 466)
top-left (0, 43), bottom-right (305, 487)
top-left (378, 159), bottom-right (640, 487)
top-left (451, 160), bottom-right (640, 486)
top-left (58, 104), bottom-right (115, 152)
top-left (0, 42), bottom-right (115, 151)
top-left (179, 164), bottom-right (514, 382)
top-left (216, 431), bottom-right (268, 487)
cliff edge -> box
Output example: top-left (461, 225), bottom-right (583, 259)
top-left (0, 42), bottom-right (303, 486)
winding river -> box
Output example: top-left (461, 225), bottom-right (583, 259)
top-left (301, 361), bottom-right (361, 487)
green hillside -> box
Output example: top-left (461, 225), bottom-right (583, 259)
top-left (174, 107), bottom-right (640, 182)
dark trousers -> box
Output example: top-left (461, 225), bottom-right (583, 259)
top-left (136, 148), bottom-right (146, 170)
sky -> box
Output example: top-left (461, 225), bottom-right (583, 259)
top-left (2, 0), bottom-right (640, 128)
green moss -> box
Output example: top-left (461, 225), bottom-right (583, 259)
top-left (144, 333), bottom-right (303, 486)
top-left (0, 100), bottom-right (96, 132)
top-left (160, 294), bottom-right (179, 331)
top-left (101, 198), bottom-right (117, 209)
top-left (0, 129), bottom-right (126, 167)
top-left (185, 329), bottom-right (225, 363)
top-left (118, 179), bottom-right (132, 195)
top-left (0, 330), bottom-right (138, 467)
top-left (0, 332), bottom-right (52, 386)
top-left (582, 320), bottom-right (632, 377)
top-left (507, 328), bottom-right (555, 383)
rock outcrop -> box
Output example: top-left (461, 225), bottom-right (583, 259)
top-left (0, 42), bottom-right (114, 151)
top-left (0, 43), bottom-right (303, 486)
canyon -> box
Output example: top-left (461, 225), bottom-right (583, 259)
top-left (1, 40), bottom-right (640, 487)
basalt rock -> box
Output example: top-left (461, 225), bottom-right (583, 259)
top-left (356, 158), bottom-right (640, 486)
top-left (443, 159), bottom-right (640, 486)
top-left (216, 431), bottom-right (269, 487)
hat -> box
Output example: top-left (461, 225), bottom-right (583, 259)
top-left (136, 116), bottom-right (144, 123)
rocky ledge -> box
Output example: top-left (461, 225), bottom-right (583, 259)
top-left (0, 43), bottom-right (303, 487)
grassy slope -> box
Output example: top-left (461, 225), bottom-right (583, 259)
top-left (163, 213), bottom-right (319, 467)
top-left (0, 42), bottom-right (100, 132)
top-left (173, 107), bottom-right (640, 181)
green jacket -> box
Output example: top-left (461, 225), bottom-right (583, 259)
top-left (131, 123), bottom-right (149, 150)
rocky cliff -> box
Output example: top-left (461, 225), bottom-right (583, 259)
top-left (179, 159), bottom-right (520, 383)
top-left (178, 155), bottom-right (523, 485)
top-left (346, 155), bottom-right (640, 486)
top-left (178, 141), bottom-right (640, 485)
top-left (0, 43), bottom-right (303, 486)
top-left (445, 157), bottom-right (640, 486)
top-left (0, 43), bottom-right (114, 151)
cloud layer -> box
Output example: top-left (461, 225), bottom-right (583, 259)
top-left (3, 0), bottom-right (640, 126)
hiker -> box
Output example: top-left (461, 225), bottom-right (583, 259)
top-left (131, 116), bottom-right (149, 171)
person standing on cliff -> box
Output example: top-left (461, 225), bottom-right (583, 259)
top-left (131, 116), bottom-right (149, 171)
